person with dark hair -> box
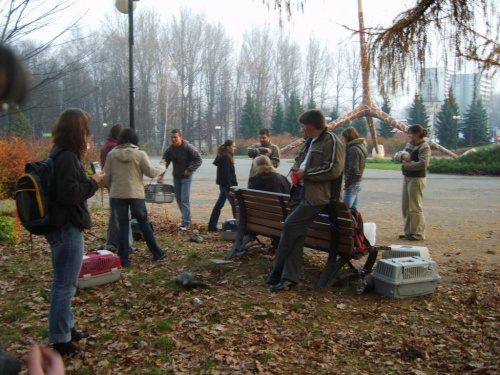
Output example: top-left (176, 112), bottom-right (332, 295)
top-left (45, 108), bottom-right (104, 356)
top-left (341, 127), bottom-right (368, 210)
top-left (99, 123), bottom-right (136, 254)
top-left (0, 44), bottom-right (29, 108)
top-left (104, 128), bottom-right (167, 267)
top-left (100, 124), bottom-right (124, 168)
top-left (207, 139), bottom-right (238, 232)
top-left (247, 128), bottom-right (280, 177)
top-left (267, 109), bottom-right (345, 292)
top-left (159, 129), bottom-right (203, 231)
top-left (398, 124), bottom-right (430, 241)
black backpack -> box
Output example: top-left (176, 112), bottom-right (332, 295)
top-left (15, 149), bottom-right (66, 235)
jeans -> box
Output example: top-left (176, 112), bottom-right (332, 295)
top-left (343, 181), bottom-right (362, 210)
top-left (45, 223), bottom-right (84, 343)
top-left (208, 186), bottom-right (236, 230)
top-left (112, 198), bottom-right (165, 266)
top-left (107, 198), bottom-right (133, 250)
top-left (174, 175), bottom-right (193, 227)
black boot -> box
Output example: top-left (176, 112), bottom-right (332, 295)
top-left (71, 327), bottom-right (89, 342)
top-left (53, 342), bottom-right (81, 356)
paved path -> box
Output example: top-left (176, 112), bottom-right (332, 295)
top-left (89, 156), bottom-right (499, 229)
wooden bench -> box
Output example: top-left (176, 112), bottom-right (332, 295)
top-left (226, 187), bottom-right (390, 286)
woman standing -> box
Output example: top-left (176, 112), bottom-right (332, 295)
top-left (341, 127), bottom-right (368, 210)
top-left (208, 140), bottom-right (237, 232)
top-left (45, 108), bottom-right (104, 356)
top-left (399, 124), bottom-right (430, 241)
top-left (104, 128), bottom-right (167, 266)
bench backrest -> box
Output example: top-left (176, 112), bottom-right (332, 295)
top-left (232, 187), bottom-right (358, 257)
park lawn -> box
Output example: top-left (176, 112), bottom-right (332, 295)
top-left (0, 206), bottom-right (498, 374)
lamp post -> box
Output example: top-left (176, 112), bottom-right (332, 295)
top-left (215, 126), bottom-right (222, 146)
top-left (115, 0), bottom-right (140, 130)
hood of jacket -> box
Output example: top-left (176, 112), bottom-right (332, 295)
top-left (348, 138), bottom-right (368, 157)
top-left (113, 143), bottom-right (139, 163)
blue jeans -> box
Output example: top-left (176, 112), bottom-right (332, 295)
top-left (112, 198), bottom-right (165, 266)
top-left (107, 198), bottom-right (133, 249)
top-left (208, 186), bottom-right (236, 230)
top-left (174, 175), bottom-right (193, 227)
top-left (45, 223), bottom-right (84, 343)
top-left (343, 181), bottom-right (362, 210)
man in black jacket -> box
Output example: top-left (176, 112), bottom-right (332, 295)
top-left (160, 129), bottom-right (202, 231)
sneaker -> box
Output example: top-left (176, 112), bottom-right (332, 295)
top-left (129, 247), bottom-right (139, 254)
top-left (269, 279), bottom-right (297, 292)
top-left (178, 226), bottom-right (188, 231)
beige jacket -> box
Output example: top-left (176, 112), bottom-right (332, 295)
top-left (104, 144), bottom-right (166, 199)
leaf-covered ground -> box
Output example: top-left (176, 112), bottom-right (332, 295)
top-left (1, 208), bottom-right (499, 374)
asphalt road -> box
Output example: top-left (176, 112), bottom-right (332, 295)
top-left (90, 156), bottom-right (500, 225)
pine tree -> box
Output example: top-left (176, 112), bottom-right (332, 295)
top-left (378, 97), bottom-right (394, 138)
top-left (271, 100), bottom-right (285, 135)
top-left (329, 107), bottom-right (345, 135)
top-left (239, 91), bottom-right (262, 139)
top-left (407, 94), bottom-right (430, 128)
top-left (307, 97), bottom-right (317, 110)
top-left (352, 117), bottom-right (368, 137)
top-left (284, 92), bottom-right (303, 137)
top-left (8, 109), bottom-right (32, 138)
top-left (435, 89), bottom-right (460, 150)
top-left (462, 99), bottom-right (489, 147)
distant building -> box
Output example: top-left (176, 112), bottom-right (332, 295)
top-left (420, 68), bottom-right (493, 142)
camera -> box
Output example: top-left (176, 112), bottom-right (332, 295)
top-left (91, 161), bottom-right (102, 174)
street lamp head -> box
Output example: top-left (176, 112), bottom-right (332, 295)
top-left (115, 0), bottom-right (139, 14)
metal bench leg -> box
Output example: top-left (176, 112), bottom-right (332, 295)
top-left (225, 233), bottom-right (255, 260)
top-left (317, 251), bottom-right (349, 287)
top-left (363, 250), bottom-right (378, 273)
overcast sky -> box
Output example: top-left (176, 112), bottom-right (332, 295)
top-left (71, 0), bottom-right (411, 48)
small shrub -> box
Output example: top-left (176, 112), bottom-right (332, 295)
top-left (0, 136), bottom-right (36, 198)
top-left (0, 216), bottom-right (16, 243)
top-left (428, 147), bottom-right (500, 176)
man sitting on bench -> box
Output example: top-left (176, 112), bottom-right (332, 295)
top-left (267, 109), bottom-right (345, 292)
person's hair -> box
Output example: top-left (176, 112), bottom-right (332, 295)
top-left (118, 127), bottom-right (139, 146)
top-left (253, 155), bottom-right (276, 174)
top-left (408, 124), bottom-right (428, 139)
top-left (108, 123), bottom-right (124, 141)
top-left (341, 127), bottom-right (360, 143)
top-left (0, 44), bottom-right (29, 106)
top-left (218, 139), bottom-right (235, 162)
top-left (298, 110), bottom-right (325, 130)
top-left (258, 128), bottom-right (270, 136)
top-left (171, 129), bottom-right (182, 136)
top-left (51, 108), bottom-right (91, 160)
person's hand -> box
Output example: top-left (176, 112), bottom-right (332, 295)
top-left (183, 170), bottom-right (192, 177)
top-left (26, 345), bottom-right (65, 375)
top-left (160, 160), bottom-right (166, 166)
top-left (158, 175), bottom-right (164, 184)
top-left (295, 169), bottom-right (305, 181)
top-left (402, 154), bottom-right (411, 162)
top-left (91, 172), bottom-right (105, 183)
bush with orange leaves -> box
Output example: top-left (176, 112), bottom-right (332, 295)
top-left (0, 136), bottom-right (101, 199)
top-left (0, 136), bottom-right (35, 199)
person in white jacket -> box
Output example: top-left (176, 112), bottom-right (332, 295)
top-left (104, 128), bottom-right (166, 267)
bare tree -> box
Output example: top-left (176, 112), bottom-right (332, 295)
top-left (239, 25), bottom-right (276, 126)
top-left (169, 8), bottom-right (206, 141)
